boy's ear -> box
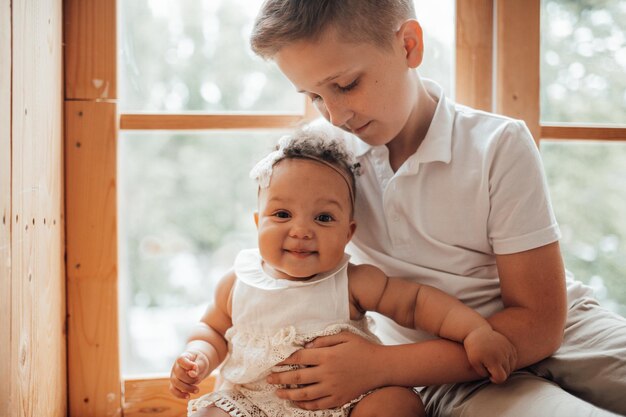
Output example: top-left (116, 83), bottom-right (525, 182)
top-left (254, 212), bottom-right (259, 228)
top-left (398, 19), bottom-right (424, 68)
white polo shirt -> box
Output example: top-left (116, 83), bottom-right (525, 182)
top-left (334, 79), bottom-right (592, 345)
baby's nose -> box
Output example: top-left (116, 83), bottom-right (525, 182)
top-left (289, 223), bottom-right (313, 239)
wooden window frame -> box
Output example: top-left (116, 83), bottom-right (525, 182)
top-left (64, 0), bottom-right (626, 416)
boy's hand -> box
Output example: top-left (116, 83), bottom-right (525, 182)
top-left (267, 332), bottom-right (384, 410)
top-left (169, 351), bottom-right (210, 399)
top-left (463, 325), bottom-right (518, 384)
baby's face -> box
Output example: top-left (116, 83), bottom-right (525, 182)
top-left (255, 158), bottom-right (356, 281)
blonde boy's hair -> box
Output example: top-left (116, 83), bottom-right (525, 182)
top-left (251, 0), bottom-right (416, 59)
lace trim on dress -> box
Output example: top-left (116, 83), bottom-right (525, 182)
top-left (188, 388), bottom-right (368, 417)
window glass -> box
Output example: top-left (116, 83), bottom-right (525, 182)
top-left (119, 131), bottom-right (281, 375)
top-left (415, 0), bottom-right (455, 97)
top-left (540, 0), bottom-right (626, 124)
top-left (118, 0), bottom-right (455, 376)
top-left (119, 0), bottom-right (455, 113)
top-left (541, 141), bottom-right (626, 317)
top-left (119, 0), bottom-right (301, 112)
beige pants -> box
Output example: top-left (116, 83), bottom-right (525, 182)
top-left (421, 298), bottom-right (626, 417)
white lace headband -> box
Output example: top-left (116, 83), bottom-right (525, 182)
top-left (249, 133), bottom-right (360, 207)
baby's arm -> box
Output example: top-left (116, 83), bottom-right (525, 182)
top-left (169, 270), bottom-right (235, 399)
top-left (349, 264), bottom-right (517, 383)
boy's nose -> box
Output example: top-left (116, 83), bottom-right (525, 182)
top-left (322, 99), bottom-right (352, 128)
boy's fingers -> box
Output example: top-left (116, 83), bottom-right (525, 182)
top-left (267, 366), bottom-right (318, 386)
top-left (304, 332), bottom-right (351, 349)
top-left (277, 349), bottom-right (320, 366)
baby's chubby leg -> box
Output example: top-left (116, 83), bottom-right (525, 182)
top-left (188, 406), bottom-right (230, 417)
top-left (350, 386), bottom-right (425, 417)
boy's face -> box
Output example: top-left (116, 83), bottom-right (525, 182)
top-left (274, 24), bottom-right (423, 148)
top-left (254, 159), bottom-right (356, 281)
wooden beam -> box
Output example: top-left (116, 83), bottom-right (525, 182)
top-left (541, 125), bottom-right (626, 141)
top-left (8, 1), bottom-right (66, 416)
top-left (64, 0), bottom-right (117, 100)
top-left (65, 101), bottom-right (121, 417)
top-left (456, 0), bottom-right (493, 111)
top-left (495, 0), bottom-right (541, 142)
top-left (64, 0), bottom-right (120, 414)
top-left (123, 376), bottom-right (216, 417)
top-left (0, 0), bottom-right (13, 412)
top-left (120, 113), bottom-right (305, 130)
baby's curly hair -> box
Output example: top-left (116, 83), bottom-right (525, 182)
top-left (250, 124), bottom-right (361, 209)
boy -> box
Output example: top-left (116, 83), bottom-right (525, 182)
top-left (249, 1), bottom-right (626, 416)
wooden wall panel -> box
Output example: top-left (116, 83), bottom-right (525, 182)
top-left (64, 0), bottom-right (117, 100)
top-left (0, 0), bottom-right (12, 412)
top-left (65, 101), bottom-right (121, 417)
top-left (495, 0), bottom-right (541, 141)
top-left (6, 0), bottom-right (67, 416)
top-left (456, 0), bottom-right (493, 111)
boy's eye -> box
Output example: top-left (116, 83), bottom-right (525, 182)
top-left (309, 93), bottom-right (322, 103)
top-left (315, 214), bottom-right (334, 223)
top-left (337, 79), bottom-right (358, 93)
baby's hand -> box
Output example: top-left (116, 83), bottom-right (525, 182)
top-left (169, 351), bottom-right (210, 399)
top-left (463, 325), bottom-right (517, 384)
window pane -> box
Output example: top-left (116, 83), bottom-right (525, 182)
top-left (119, 1), bottom-right (455, 113)
top-left (117, 1), bottom-right (455, 376)
top-left (415, 0), bottom-right (455, 97)
top-left (540, 0), bottom-right (626, 124)
top-left (119, 0), bottom-right (302, 112)
top-left (118, 131), bottom-right (282, 375)
top-left (541, 141), bottom-right (626, 317)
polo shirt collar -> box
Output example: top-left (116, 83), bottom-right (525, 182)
top-left (353, 79), bottom-right (454, 167)
top-left (412, 79), bottom-right (453, 165)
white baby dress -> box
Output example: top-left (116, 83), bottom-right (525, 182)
top-left (188, 248), bottom-right (380, 417)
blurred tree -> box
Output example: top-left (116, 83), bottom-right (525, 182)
top-left (117, 0), bottom-right (625, 374)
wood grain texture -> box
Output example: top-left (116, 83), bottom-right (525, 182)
top-left (541, 125), bottom-right (626, 141)
top-left (6, 0), bottom-right (67, 416)
top-left (120, 113), bottom-right (305, 130)
top-left (0, 0), bottom-right (13, 412)
top-left (123, 376), bottom-right (216, 417)
top-left (456, 0), bottom-right (493, 111)
top-left (65, 101), bottom-right (121, 417)
top-left (64, 0), bottom-right (116, 100)
top-left (495, 0), bottom-right (541, 142)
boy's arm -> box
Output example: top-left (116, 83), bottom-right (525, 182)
top-left (488, 241), bottom-right (567, 367)
top-left (268, 244), bottom-right (564, 410)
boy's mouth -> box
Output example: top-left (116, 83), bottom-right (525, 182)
top-left (349, 121), bottom-right (371, 135)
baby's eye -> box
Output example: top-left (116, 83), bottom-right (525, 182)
top-left (315, 214), bottom-right (334, 223)
top-left (337, 79), bottom-right (358, 93)
top-left (273, 210), bottom-right (291, 219)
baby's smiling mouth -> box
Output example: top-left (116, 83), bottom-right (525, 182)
top-left (284, 249), bottom-right (317, 258)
